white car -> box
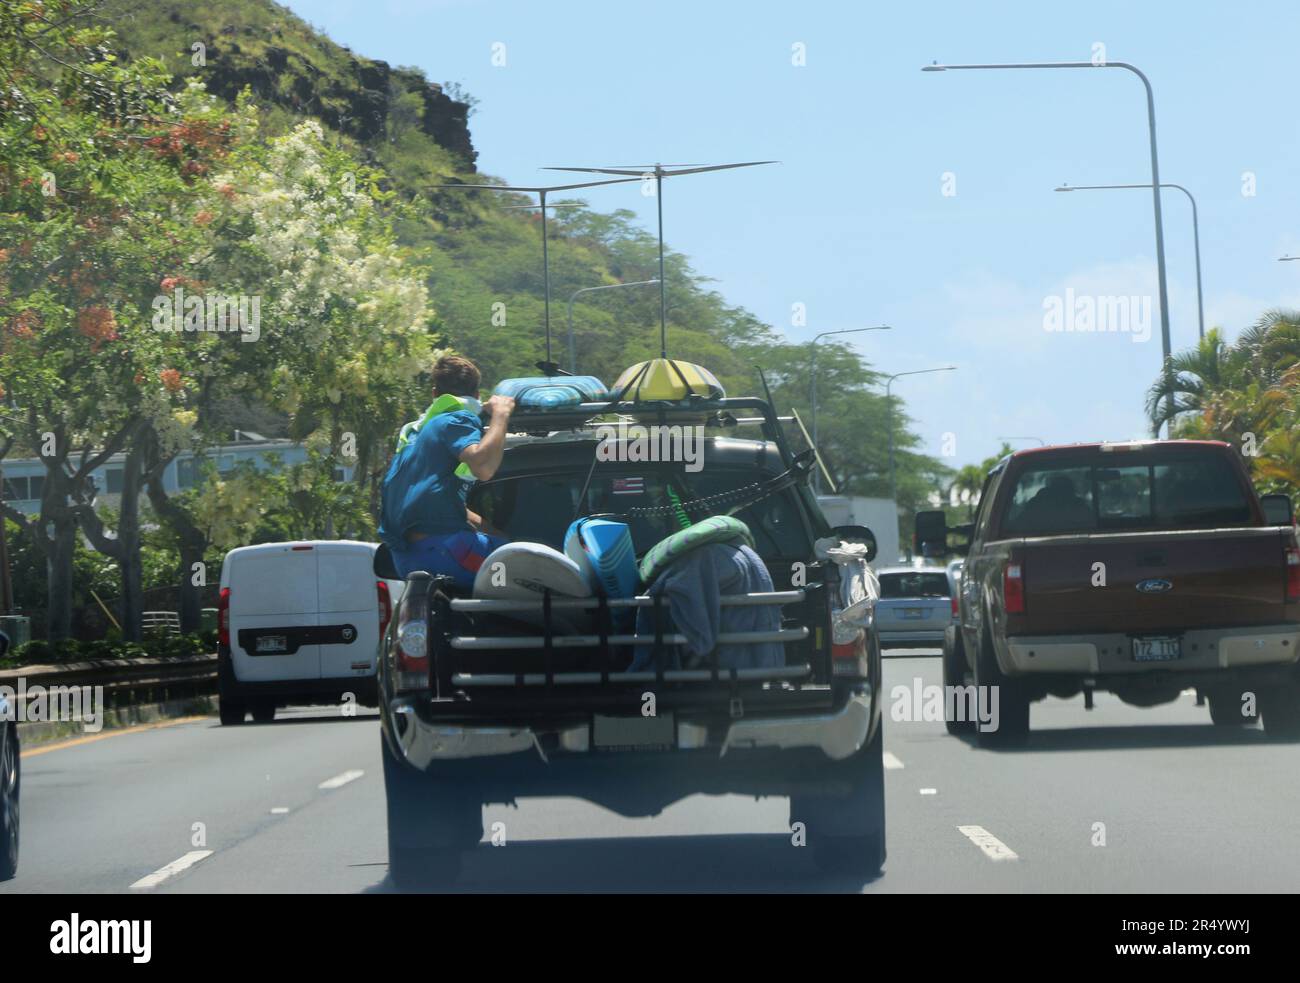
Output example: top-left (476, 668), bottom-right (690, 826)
top-left (217, 541), bottom-right (402, 724)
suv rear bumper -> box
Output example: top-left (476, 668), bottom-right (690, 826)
top-left (387, 688), bottom-right (874, 772)
top-left (999, 623), bottom-right (1300, 676)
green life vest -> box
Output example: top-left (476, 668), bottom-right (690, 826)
top-left (395, 394), bottom-right (482, 480)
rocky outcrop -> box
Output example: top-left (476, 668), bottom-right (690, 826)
top-left (138, 5), bottom-right (477, 169)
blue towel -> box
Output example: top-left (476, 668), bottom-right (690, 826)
top-left (630, 542), bottom-right (783, 671)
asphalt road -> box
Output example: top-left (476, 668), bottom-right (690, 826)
top-left (6, 650), bottom-right (1300, 893)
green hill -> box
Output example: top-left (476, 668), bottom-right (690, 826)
top-left (104, 0), bottom-right (944, 501)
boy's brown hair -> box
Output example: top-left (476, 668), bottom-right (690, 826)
top-left (432, 355), bottom-right (481, 398)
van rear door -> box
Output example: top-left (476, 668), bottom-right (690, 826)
top-left (229, 544), bottom-right (321, 682)
top-left (315, 542), bottom-right (380, 682)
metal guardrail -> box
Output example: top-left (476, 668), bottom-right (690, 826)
top-left (0, 653), bottom-right (217, 717)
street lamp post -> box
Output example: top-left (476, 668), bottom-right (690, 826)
top-left (1280, 256), bottom-right (1300, 263)
top-left (1056, 182), bottom-right (1204, 340)
top-left (996, 435), bottom-right (1047, 447)
top-left (565, 279), bottom-right (660, 373)
top-left (886, 366), bottom-right (957, 507)
top-left (810, 325), bottom-right (892, 493)
top-left (924, 60), bottom-right (1174, 428)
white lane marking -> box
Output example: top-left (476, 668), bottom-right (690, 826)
top-left (919, 787), bottom-right (937, 795)
top-left (130, 850), bottom-right (214, 890)
top-left (957, 824), bottom-right (1019, 861)
top-left (270, 807), bottom-right (289, 815)
top-left (883, 752), bottom-right (905, 770)
top-left (318, 769), bottom-right (365, 790)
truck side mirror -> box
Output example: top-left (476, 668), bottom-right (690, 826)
top-left (832, 524), bottom-right (877, 562)
top-left (1261, 493), bottom-right (1294, 526)
top-left (373, 543), bottom-right (400, 579)
top-left (913, 509), bottom-right (949, 557)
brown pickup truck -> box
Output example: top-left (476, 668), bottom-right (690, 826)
top-left (916, 439), bottom-right (1300, 745)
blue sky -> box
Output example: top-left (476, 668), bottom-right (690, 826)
top-left (287, 0), bottom-right (1300, 468)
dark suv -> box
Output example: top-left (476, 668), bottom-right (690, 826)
top-left (374, 396), bottom-right (885, 887)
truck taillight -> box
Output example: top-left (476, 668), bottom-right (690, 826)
top-left (1003, 560), bottom-right (1026, 615)
top-left (377, 580), bottom-right (392, 638)
top-left (1287, 545), bottom-right (1300, 602)
top-left (218, 587), bottom-right (230, 647)
top-left (393, 576), bottom-right (430, 691)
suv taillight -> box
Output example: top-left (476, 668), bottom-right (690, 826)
top-left (218, 586), bottom-right (230, 647)
top-left (1287, 543), bottom-right (1300, 602)
top-left (951, 594), bottom-right (959, 618)
top-left (377, 580), bottom-right (392, 638)
top-left (1003, 559), bottom-right (1026, 615)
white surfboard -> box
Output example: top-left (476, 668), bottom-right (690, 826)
top-left (473, 541), bottom-right (593, 601)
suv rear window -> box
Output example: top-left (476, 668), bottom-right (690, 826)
top-left (470, 467), bottom-right (810, 558)
top-left (879, 572), bottom-right (950, 598)
top-left (1000, 453), bottom-right (1252, 536)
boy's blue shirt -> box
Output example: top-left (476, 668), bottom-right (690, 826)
top-left (379, 408), bottom-right (482, 548)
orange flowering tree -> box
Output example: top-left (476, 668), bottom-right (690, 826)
top-left (0, 1), bottom-right (234, 638)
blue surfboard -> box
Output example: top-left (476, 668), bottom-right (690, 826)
top-left (495, 375), bottom-right (608, 410)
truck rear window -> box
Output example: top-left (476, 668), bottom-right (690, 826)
top-left (471, 467), bottom-right (811, 559)
top-left (879, 572), bottom-right (950, 599)
top-left (1000, 454), bottom-right (1253, 536)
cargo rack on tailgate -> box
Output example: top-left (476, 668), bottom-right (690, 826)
top-left (416, 575), bottom-right (821, 697)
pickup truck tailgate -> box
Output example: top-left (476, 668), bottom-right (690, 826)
top-left (1016, 526), bottom-right (1289, 634)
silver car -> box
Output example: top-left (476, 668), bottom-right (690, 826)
top-left (876, 566), bottom-right (952, 649)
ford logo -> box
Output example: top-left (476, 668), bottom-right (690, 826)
top-left (1136, 578), bottom-right (1173, 594)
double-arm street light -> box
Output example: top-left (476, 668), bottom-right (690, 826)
top-left (1056, 182), bottom-right (1204, 341)
top-left (565, 279), bottom-right (660, 373)
top-left (886, 366), bottom-right (957, 506)
top-left (810, 325), bottom-right (892, 492)
top-left (924, 60), bottom-right (1175, 428)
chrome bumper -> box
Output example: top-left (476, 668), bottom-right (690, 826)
top-left (1000, 623), bottom-right (1300, 675)
top-left (388, 689), bottom-right (873, 770)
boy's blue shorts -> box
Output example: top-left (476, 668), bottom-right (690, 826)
top-left (390, 530), bottom-right (507, 590)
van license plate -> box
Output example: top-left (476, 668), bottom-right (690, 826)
top-left (903, 608), bottom-right (925, 619)
top-left (592, 713), bottom-right (674, 750)
top-left (256, 635), bottom-right (288, 654)
top-left (1132, 636), bottom-right (1181, 662)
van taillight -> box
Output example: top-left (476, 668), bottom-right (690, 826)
top-left (1287, 544), bottom-right (1300, 602)
top-left (377, 581), bottom-right (392, 638)
top-left (1003, 560), bottom-right (1026, 615)
top-left (218, 587), bottom-right (230, 646)
top-left (951, 595), bottom-right (959, 618)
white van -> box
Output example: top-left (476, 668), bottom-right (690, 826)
top-left (217, 541), bottom-right (402, 725)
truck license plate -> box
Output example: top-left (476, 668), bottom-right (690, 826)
top-left (256, 635), bottom-right (288, 654)
top-left (592, 713), bottom-right (675, 751)
top-left (1132, 636), bottom-right (1181, 662)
